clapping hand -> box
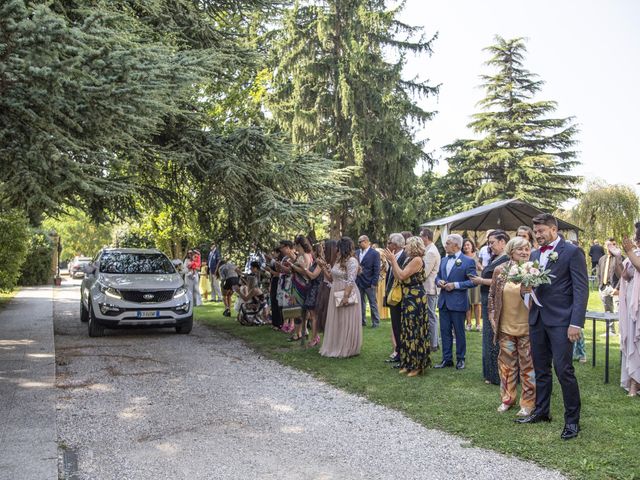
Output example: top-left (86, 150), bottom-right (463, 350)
top-left (621, 237), bottom-right (634, 254)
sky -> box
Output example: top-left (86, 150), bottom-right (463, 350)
top-left (398, 0), bottom-right (640, 196)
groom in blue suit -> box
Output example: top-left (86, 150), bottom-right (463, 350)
top-left (516, 213), bottom-right (588, 441)
top-left (434, 233), bottom-right (477, 370)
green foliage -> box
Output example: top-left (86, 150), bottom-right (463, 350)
top-left (18, 230), bottom-right (53, 286)
top-left (0, 0), bottom-right (209, 219)
top-left (0, 209), bottom-right (30, 291)
top-left (2, 0), bottom-right (346, 245)
top-left (42, 208), bottom-right (113, 262)
top-left (565, 180), bottom-right (640, 242)
top-left (442, 36), bottom-right (580, 213)
top-left (113, 225), bottom-right (157, 251)
top-left (268, 0), bottom-right (438, 240)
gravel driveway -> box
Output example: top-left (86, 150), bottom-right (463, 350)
top-left (54, 283), bottom-right (565, 480)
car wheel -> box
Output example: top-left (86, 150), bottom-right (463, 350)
top-left (87, 302), bottom-right (105, 337)
top-left (175, 315), bottom-right (193, 334)
top-left (80, 299), bottom-right (89, 323)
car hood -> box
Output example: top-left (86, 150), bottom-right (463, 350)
top-left (97, 273), bottom-right (184, 290)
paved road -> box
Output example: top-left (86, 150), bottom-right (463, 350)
top-left (52, 281), bottom-right (565, 480)
top-left (0, 286), bottom-right (57, 480)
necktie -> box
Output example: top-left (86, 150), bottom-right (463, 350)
top-left (447, 254), bottom-right (456, 259)
top-left (539, 245), bottom-right (553, 253)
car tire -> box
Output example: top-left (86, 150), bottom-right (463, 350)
top-left (175, 315), bottom-right (193, 334)
top-left (87, 302), bottom-right (105, 337)
top-left (80, 299), bottom-right (89, 323)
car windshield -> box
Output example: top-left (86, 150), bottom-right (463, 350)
top-left (99, 253), bottom-right (175, 274)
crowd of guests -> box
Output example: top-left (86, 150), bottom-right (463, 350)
top-left (191, 215), bottom-right (640, 440)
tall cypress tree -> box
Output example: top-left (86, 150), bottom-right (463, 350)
top-left (268, 0), bottom-right (438, 239)
top-left (443, 36), bottom-right (580, 212)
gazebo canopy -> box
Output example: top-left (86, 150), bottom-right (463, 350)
top-left (421, 198), bottom-right (581, 242)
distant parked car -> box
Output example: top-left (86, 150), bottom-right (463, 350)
top-left (69, 256), bottom-right (92, 279)
top-left (80, 248), bottom-right (193, 337)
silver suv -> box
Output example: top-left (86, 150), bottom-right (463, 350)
top-left (80, 248), bottom-right (192, 337)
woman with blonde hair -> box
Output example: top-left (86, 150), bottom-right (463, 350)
top-left (488, 236), bottom-right (536, 416)
top-left (463, 238), bottom-right (482, 331)
top-left (375, 246), bottom-right (390, 320)
top-left (383, 236), bottom-right (431, 377)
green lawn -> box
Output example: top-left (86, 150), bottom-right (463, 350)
top-left (196, 290), bottom-right (639, 480)
top-left (0, 289), bottom-right (17, 310)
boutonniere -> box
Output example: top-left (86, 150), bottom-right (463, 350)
top-left (455, 259), bottom-right (462, 267)
top-left (549, 252), bottom-right (559, 263)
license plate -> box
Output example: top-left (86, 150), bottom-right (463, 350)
top-left (136, 311), bottom-right (160, 318)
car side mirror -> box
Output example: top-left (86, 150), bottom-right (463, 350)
top-left (81, 263), bottom-right (97, 275)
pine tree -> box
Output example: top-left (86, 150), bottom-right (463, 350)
top-left (443, 36), bottom-right (580, 212)
top-left (268, 0), bottom-right (438, 239)
top-left (1, 0), bottom-right (349, 244)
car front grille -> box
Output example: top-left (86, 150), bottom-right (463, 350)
top-left (120, 290), bottom-right (175, 303)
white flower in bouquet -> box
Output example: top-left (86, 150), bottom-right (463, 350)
top-left (506, 260), bottom-right (553, 288)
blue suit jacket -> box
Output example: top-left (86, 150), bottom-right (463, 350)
top-left (435, 253), bottom-right (477, 312)
top-left (529, 237), bottom-right (588, 328)
top-left (207, 248), bottom-right (221, 273)
top-left (356, 248), bottom-right (381, 289)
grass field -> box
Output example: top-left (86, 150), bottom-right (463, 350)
top-left (198, 289), bottom-right (638, 480)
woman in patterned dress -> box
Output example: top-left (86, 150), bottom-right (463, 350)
top-left (383, 236), bottom-right (430, 377)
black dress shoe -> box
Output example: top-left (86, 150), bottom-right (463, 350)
top-left (456, 360), bottom-right (465, 370)
top-left (385, 356), bottom-right (400, 363)
top-left (561, 423), bottom-right (580, 440)
top-left (514, 412), bottom-right (552, 424)
top-left (433, 360), bottom-right (454, 369)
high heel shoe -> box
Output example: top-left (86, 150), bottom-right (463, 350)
top-left (308, 335), bottom-right (320, 347)
top-left (398, 368), bottom-right (409, 374)
top-left (407, 368), bottom-right (423, 377)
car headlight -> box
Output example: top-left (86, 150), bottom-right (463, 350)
top-left (173, 287), bottom-right (187, 298)
top-left (98, 282), bottom-right (122, 300)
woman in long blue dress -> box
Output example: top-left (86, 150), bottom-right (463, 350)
top-left (470, 230), bottom-right (510, 385)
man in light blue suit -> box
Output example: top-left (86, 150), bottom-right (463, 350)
top-left (434, 234), bottom-right (477, 370)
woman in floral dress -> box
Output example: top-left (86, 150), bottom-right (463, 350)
top-left (384, 236), bottom-right (430, 377)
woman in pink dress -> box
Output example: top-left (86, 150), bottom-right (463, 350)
top-left (319, 237), bottom-right (362, 358)
top-left (615, 222), bottom-right (640, 397)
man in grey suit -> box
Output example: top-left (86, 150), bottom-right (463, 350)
top-left (421, 228), bottom-right (441, 352)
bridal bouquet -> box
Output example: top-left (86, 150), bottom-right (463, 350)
top-left (506, 260), bottom-right (553, 288)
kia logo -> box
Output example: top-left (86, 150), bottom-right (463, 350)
top-left (143, 293), bottom-right (154, 300)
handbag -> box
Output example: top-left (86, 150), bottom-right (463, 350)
top-left (334, 289), bottom-right (358, 307)
top-left (386, 280), bottom-right (402, 306)
top-left (281, 305), bottom-right (303, 319)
